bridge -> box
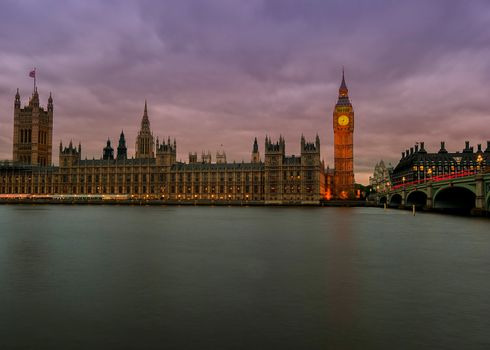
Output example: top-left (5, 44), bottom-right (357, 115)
top-left (376, 170), bottom-right (490, 215)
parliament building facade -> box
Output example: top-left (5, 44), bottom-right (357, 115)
top-left (0, 86), bottom-right (335, 204)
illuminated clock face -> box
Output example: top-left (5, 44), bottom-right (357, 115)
top-left (338, 115), bottom-right (349, 126)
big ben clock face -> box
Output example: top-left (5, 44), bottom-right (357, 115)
top-left (337, 115), bottom-right (349, 126)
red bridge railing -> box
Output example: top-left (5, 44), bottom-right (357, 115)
top-left (392, 170), bottom-right (475, 190)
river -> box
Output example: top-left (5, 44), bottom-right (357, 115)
top-left (0, 205), bottom-right (489, 349)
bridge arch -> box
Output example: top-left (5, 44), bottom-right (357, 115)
top-left (389, 193), bottom-right (402, 207)
top-left (406, 190), bottom-right (427, 208)
top-left (379, 196), bottom-right (387, 205)
top-left (433, 186), bottom-right (476, 213)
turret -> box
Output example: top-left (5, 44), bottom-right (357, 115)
top-left (103, 138), bottom-right (114, 160)
top-left (117, 130), bottom-right (127, 160)
top-left (463, 141), bottom-right (473, 153)
top-left (59, 140), bottom-right (81, 167)
top-left (251, 137), bottom-right (261, 163)
top-left (216, 150), bottom-right (226, 164)
top-left (156, 137), bottom-right (177, 166)
top-left (48, 92), bottom-right (53, 112)
top-left (301, 135), bottom-right (320, 154)
top-left (202, 151), bottom-right (212, 164)
top-left (265, 135), bottom-right (285, 166)
top-left (14, 89), bottom-right (21, 109)
top-left (189, 152), bottom-right (198, 163)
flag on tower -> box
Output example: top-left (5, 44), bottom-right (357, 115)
top-left (29, 70), bottom-right (35, 78)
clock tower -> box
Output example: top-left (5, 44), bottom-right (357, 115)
top-left (333, 69), bottom-right (355, 199)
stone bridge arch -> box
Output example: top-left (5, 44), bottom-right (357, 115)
top-left (406, 190), bottom-right (427, 208)
top-left (433, 185), bottom-right (476, 212)
top-left (389, 193), bottom-right (403, 207)
top-left (379, 195), bottom-right (387, 205)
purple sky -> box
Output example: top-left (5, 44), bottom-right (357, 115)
top-left (1, 0), bottom-right (489, 184)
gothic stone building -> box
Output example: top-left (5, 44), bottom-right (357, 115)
top-left (1, 90), bottom-right (325, 204)
top-left (332, 70), bottom-right (355, 199)
top-left (13, 88), bottom-right (53, 166)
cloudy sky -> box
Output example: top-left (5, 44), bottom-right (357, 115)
top-left (1, 0), bottom-right (489, 184)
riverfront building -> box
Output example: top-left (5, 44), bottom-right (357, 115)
top-left (391, 141), bottom-right (490, 186)
top-left (332, 70), bottom-right (355, 199)
top-left (1, 88), bottom-right (326, 204)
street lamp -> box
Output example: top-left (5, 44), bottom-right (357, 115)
top-left (476, 154), bottom-right (483, 173)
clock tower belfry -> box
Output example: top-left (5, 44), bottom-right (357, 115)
top-left (333, 69), bottom-right (355, 199)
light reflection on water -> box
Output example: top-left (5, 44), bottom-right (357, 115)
top-left (0, 205), bottom-right (489, 349)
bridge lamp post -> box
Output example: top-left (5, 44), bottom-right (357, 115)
top-left (476, 154), bottom-right (483, 173)
top-left (427, 168), bottom-right (432, 181)
top-left (402, 176), bottom-right (406, 187)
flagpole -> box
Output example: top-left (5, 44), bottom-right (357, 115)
top-left (34, 68), bottom-right (36, 92)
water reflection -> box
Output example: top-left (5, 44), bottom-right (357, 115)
top-left (325, 208), bottom-right (359, 346)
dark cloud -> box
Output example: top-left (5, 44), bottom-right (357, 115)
top-left (1, 0), bottom-right (490, 184)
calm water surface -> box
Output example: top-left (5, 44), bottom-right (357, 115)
top-left (0, 205), bottom-right (489, 349)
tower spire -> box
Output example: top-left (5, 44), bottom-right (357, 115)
top-left (339, 67), bottom-right (348, 94)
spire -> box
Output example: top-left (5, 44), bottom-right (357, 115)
top-left (15, 88), bottom-right (21, 109)
top-left (339, 67), bottom-right (348, 95)
top-left (140, 100), bottom-right (151, 132)
top-left (48, 92), bottom-right (53, 111)
top-left (117, 130), bottom-right (127, 160)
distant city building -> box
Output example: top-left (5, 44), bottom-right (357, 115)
top-left (332, 70), bottom-right (355, 199)
top-left (369, 160), bottom-right (393, 193)
top-left (391, 141), bottom-right (489, 186)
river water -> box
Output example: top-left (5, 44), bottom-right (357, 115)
top-left (0, 205), bottom-right (489, 349)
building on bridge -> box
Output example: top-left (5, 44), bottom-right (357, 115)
top-left (378, 141), bottom-right (490, 214)
top-left (391, 141), bottom-right (489, 187)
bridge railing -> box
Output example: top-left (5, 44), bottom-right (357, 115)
top-left (392, 170), bottom-right (476, 190)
